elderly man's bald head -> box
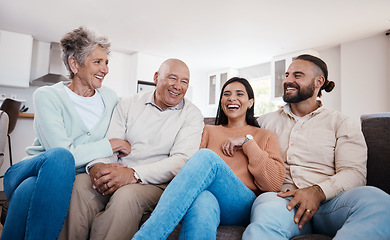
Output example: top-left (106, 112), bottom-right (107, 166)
top-left (158, 58), bottom-right (189, 75)
top-left (153, 59), bottom-right (190, 110)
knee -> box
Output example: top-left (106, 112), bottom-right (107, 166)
top-left (10, 177), bottom-right (37, 202)
top-left (188, 149), bottom-right (223, 166)
top-left (46, 147), bottom-right (74, 163)
top-left (196, 148), bottom-right (215, 157)
top-left (251, 192), bottom-right (287, 220)
top-left (252, 192), bottom-right (279, 208)
top-left (190, 191), bottom-right (220, 216)
top-left (186, 190), bottom-right (220, 225)
top-left (108, 186), bottom-right (144, 210)
top-left (72, 174), bottom-right (93, 193)
top-left (44, 148), bottom-right (75, 172)
top-left (348, 186), bottom-right (390, 211)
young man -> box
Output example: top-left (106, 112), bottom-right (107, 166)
top-left (59, 59), bottom-right (204, 240)
top-left (243, 54), bottom-right (390, 239)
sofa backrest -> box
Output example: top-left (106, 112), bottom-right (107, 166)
top-left (361, 113), bottom-right (390, 194)
top-left (204, 117), bottom-right (216, 125)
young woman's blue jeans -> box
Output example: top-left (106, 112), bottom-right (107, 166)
top-left (1, 147), bottom-right (75, 240)
top-left (243, 187), bottom-right (390, 240)
top-left (133, 149), bottom-right (256, 240)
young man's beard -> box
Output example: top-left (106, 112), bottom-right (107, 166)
top-left (283, 79), bottom-right (316, 103)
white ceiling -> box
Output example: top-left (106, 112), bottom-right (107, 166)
top-left (1, 0), bottom-right (390, 72)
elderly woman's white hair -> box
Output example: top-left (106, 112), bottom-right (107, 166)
top-left (59, 26), bottom-right (111, 79)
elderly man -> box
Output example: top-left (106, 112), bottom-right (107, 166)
top-left (243, 54), bottom-right (390, 239)
top-left (59, 59), bottom-right (204, 240)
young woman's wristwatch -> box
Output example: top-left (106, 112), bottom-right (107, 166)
top-left (242, 134), bottom-right (253, 145)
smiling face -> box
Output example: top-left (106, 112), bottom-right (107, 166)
top-left (221, 81), bottom-right (254, 123)
top-left (72, 46), bottom-right (109, 91)
top-left (283, 59), bottom-right (321, 103)
top-left (153, 59), bottom-right (190, 110)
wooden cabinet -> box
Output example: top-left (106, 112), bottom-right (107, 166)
top-left (0, 30), bottom-right (33, 88)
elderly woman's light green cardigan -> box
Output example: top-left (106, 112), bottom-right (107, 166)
top-left (25, 82), bottom-right (118, 173)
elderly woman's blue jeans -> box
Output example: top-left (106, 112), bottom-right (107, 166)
top-left (1, 147), bottom-right (75, 240)
top-left (133, 149), bottom-right (256, 240)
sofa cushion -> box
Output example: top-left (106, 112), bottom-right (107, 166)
top-left (167, 224), bottom-right (245, 240)
top-left (361, 113), bottom-right (390, 194)
top-left (290, 234), bottom-right (332, 240)
top-left (141, 212), bottom-right (245, 239)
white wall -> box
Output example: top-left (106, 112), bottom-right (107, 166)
top-left (340, 33), bottom-right (389, 122)
top-left (187, 70), bottom-right (210, 116)
top-left (103, 52), bottom-right (166, 98)
top-left (190, 33), bottom-right (390, 121)
top-left (319, 46), bottom-right (341, 112)
top-left (103, 51), bottom-right (135, 98)
top-left (135, 52), bottom-right (166, 83)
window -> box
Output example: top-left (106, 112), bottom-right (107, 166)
top-left (209, 75), bottom-right (216, 104)
top-left (249, 77), bottom-right (281, 116)
top-left (238, 62), bottom-right (282, 116)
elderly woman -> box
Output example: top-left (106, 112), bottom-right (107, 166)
top-left (1, 26), bottom-right (130, 240)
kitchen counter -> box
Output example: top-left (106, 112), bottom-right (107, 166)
top-left (18, 112), bottom-right (34, 118)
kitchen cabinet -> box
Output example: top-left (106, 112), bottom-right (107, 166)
top-left (0, 30), bottom-right (33, 88)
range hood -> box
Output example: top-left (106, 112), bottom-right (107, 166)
top-left (30, 42), bottom-right (70, 86)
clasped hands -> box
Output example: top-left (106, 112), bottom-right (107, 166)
top-left (89, 163), bottom-right (138, 195)
top-left (278, 185), bottom-right (326, 229)
top-left (89, 138), bottom-right (137, 195)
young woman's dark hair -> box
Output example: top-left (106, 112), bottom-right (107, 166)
top-left (215, 77), bottom-right (259, 127)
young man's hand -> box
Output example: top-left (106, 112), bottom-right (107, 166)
top-left (277, 185), bottom-right (326, 229)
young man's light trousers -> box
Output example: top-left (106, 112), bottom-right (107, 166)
top-left (243, 186), bottom-right (390, 240)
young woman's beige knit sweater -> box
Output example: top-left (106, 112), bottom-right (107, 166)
top-left (200, 125), bottom-right (285, 195)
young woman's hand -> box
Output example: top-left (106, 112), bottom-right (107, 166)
top-left (222, 136), bottom-right (246, 157)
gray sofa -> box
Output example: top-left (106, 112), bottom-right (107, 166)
top-left (141, 113), bottom-right (390, 240)
top-left (2, 113), bottom-right (389, 239)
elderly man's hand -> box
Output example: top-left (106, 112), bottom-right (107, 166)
top-left (91, 164), bottom-right (138, 195)
top-left (109, 138), bottom-right (132, 157)
top-left (277, 185), bottom-right (326, 229)
top-left (89, 163), bottom-right (125, 183)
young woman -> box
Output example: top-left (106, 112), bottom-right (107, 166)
top-left (1, 27), bottom-right (130, 240)
top-left (133, 77), bottom-right (286, 240)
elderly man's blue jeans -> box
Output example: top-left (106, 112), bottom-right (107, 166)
top-left (133, 149), bottom-right (256, 240)
top-left (1, 147), bottom-right (75, 240)
top-left (243, 186), bottom-right (390, 240)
